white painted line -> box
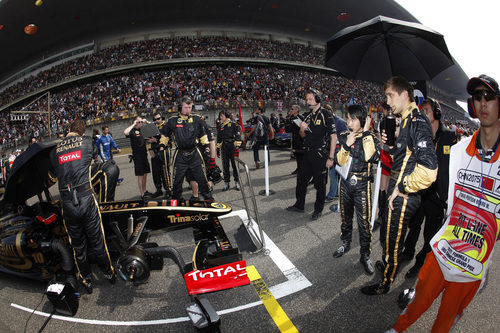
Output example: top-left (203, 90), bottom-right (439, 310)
top-left (11, 210), bottom-right (311, 326)
top-left (221, 209), bottom-right (312, 298)
top-left (11, 303), bottom-right (189, 326)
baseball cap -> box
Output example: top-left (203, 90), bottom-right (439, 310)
top-left (466, 74), bottom-right (500, 96)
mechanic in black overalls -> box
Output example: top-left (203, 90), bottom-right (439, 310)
top-left (52, 120), bottom-right (115, 294)
top-left (149, 112), bottom-right (171, 198)
top-left (217, 110), bottom-right (242, 191)
top-left (161, 96), bottom-right (214, 201)
top-left (286, 89), bottom-right (336, 220)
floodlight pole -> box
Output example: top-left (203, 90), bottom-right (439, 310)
top-left (11, 91), bottom-right (52, 139)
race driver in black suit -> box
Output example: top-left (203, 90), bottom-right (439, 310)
top-left (361, 76), bottom-right (437, 295)
top-left (52, 119), bottom-right (115, 294)
top-left (161, 96), bottom-right (214, 201)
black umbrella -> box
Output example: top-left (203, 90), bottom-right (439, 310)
top-left (325, 15), bottom-right (454, 82)
top-left (3, 141), bottom-right (58, 204)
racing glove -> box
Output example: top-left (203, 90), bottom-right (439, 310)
top-left (208, 158), bottom-right (216, 169)
top-left (234, 147), bottom-right (239, 157)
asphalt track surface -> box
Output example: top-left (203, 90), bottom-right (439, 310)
top-left (1, 148), bottom-right (499, 333)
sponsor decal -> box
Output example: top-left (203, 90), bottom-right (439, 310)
top-left (58, 150), bottom-right (81, 164)
top-left (167, 213), bottom-right (209, 223)
top-left (176, 124), bottom-right (184, 128)
top-left (184, 260), bottom-right (249, 295)
top-left (315, 119), bottom-right (321, 125)
top-left (100, 202), bottom-right (141, 211)
top-left (177, 118), bottom-right (183, 124)
top-left (433, 184), bottom-right (499, 279)
top-left (211, 202), bottom-right (228, 209)
top-left (456, 169), bottom-right (496, 193)
top-left (170, 199), bottom-right (177, 206)
top-left (417, 141), bottom-right (427, 148)
top-left (443, 145), bottom-right (450, 154)
top-left (188, 117), bottom-right (193, 123)
top-left (56, 137), bottom-right (82, 153)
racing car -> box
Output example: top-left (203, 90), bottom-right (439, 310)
top-left (0, 141), bottom-right (245, 325)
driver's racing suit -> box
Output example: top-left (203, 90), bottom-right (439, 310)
top-left (52, 133), bottom-right (114, 289)
top-left (375, 103), bottom-right (438, 293)
top-left (336, 129), bottom-right (380, 257)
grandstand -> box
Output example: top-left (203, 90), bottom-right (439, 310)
top-left (0, 1), bottom-right (474, 150)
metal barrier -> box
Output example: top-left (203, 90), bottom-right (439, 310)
top-left (234, 157), bottom-right (267, 254)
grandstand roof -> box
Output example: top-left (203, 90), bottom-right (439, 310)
top-left (0, 0), bottom-right (468, 99)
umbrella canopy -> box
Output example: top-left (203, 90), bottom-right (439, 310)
top-left (325, 15), bottom-right (454, 82)
top-left (3, 141), bottom-right (58, 204)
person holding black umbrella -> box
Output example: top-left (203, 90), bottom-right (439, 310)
top-left (361, 76), bottom-right (437, 295)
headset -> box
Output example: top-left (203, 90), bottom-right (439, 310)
top-left (423, 98), bottom-right (441, 120)
top-left (307, 88), bottom-right (322, 104)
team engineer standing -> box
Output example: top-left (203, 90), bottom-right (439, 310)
top-left (286, 88), bottom-right (336, 220)
top-left (160, 96), bottom-right (214, 201)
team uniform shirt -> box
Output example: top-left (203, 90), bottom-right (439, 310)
top-left (302, 107), bottom-right (336, 152)
top-left (431, 131), bottom-right (500, 282)
top-left (161, 114), bottom-right (209, 150)
top-left (217, 120), bottom-right (242, 145)
top-left (128, 127), bottom-right (148, 156)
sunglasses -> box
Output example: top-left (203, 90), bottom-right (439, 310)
top-left (154, 117), bottom-right (161, 120)
top-left (473, 89), bottom-right (498, 102)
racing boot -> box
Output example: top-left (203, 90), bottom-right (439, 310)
top-left (222, 182), bottom-right (230, 191)
top-left (360, 282), bottom-right (390, 295)
top-left (152, 190), bottom-right (163, 198)
top-left (332, 241), bottom-right (350, 258)
top-left (235, 181), bottom-right (241, 191)
top-left (104, 273), bottom-right (117, 285)
top-left (360, 253), bottom-right (374, 275)
top-left (82, 276), bottom-right (93, 294)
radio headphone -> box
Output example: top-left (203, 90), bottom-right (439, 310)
top-left (308, 88), bottom-right (322, 104)
top-left (423, 98), bottom-right (441, 120)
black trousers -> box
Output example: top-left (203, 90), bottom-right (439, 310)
top-left (172, 148), bottom-right (211, 199)
top-left (403, 192), bottom-right (445, 267)
top-left (221, 142), bottom-right (238, 183)
top-left (339, 177), bottom-right (372, 255)
top-left (151, 150), bottom-right (169, 192)
top-left (253, 137), bottom-right (270, 163)
top-left (379, 187), bottom-right (421, 288)
top-left (61, 193), bottom-right (114, 283)
top-left (294, 150), bottom-right (327, 213)
top-left (295, 152), bottom-right (304, 172)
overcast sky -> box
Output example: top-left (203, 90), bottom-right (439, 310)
top-left (395, 0), bottom-right (500, 84)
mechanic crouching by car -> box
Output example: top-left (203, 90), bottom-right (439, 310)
top-left (51, 119), bottom-right (115, 294)
top-left (161, 96), bottom-right (214, 202)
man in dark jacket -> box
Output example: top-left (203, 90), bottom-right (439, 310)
top-left (400, 98), bottom-right (457, 278)
top-left (52, 120), bottom-right (115, 293)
